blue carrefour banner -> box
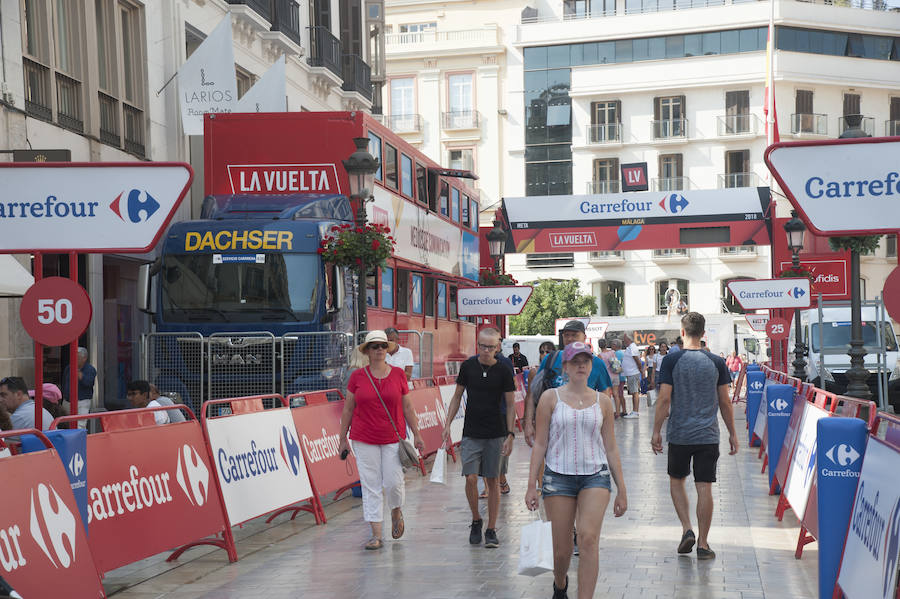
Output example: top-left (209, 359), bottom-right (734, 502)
top-left (746, 371), bottom-right (766, 447)
top-left (21, 428), bottom-right (88, 529)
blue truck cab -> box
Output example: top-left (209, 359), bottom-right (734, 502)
top-left (144, 194), bottom-right (356, 411)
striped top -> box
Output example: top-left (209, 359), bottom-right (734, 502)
top-left (545, 389), bottom-right (608, 475)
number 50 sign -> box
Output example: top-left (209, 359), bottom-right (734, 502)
top-left (20, 277), bottom-right (92, 346)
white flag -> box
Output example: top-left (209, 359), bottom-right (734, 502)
top-left (178, 15), bottom-right (237, 135)
top-left (236, 55), bottom-right (287, 113)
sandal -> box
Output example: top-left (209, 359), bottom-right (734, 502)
top-left (364, 537), bottom-right (383, 550)
top-left (391, 510), bottom-right (405, 539)
top-left (500, 482), bottom-right (511, 495)
top-left (479, 489), bottom-right (489, 499)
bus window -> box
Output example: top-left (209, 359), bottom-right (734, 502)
top-left (416, 163), bottom-right (427, 205)
top-left (440, 181), bottom-right (449, 217)
top-left (424, 277), bottom-right (435, 317)
top-left (451, 188), bottom-right (460, 222)
top-left (411, 274), bottom-right (423, 314)
top-left (470, 199), bottom-right (479, 230)
top-left (381, 267), bottom-right (394, 310)
top-left (396, 268), bottom-right (409, 313)
top-left (401, 154), bottom-right (413, 198)
top-left (437, 281), bottom-right (447, 318)
top-left (461, 194), bottom-right (470, 227)
top-left (449, 285), bottom-right (458, 319)
top-left (385, 144), bottom-right (398, 189)
top-left (369, 132), bottom-right (383, 181)
top-left (366, 268), bottom-right (377, 307)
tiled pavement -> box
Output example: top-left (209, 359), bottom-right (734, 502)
top-left (107, 404), bottom-right (818, 598)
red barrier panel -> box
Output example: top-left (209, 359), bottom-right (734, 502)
top-left (0, 430), bottom-right (106, 598)
top-left (406, 386), bottom-right (445, 470)
top-left (53, 407), bottom-right (237, 571)
top-left (732, 364), bottom-right (746, 405)
top-left (772, 392), bottom-right (809, 500)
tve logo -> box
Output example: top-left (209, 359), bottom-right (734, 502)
top-left (280, 426), bottom-right (302, 477)
top-left (68, 452), bottom-right (84, 478)
top-left (658, 193), bottom-right (689, 214)
top-left (110, 189), bottom-right (160, 223)
top-left (28, 483), bottom-right (77, 569)
top-left (175, 444), bottom-right (210, 507)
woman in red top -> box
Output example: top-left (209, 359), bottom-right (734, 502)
top-left (339, 330), bottom-right (425, 550)
top-left (726, 351), bottom-right (743, 386)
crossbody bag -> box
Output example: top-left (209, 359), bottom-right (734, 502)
top-left (364, 367), bottom-right (419, 469)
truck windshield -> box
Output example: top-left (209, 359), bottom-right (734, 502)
top-left (810, 321), bottom-right (899, 352)
top-left (161, 253), bottom-right (319, 323)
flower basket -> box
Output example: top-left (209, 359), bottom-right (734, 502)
top-left (479, 267), bottom-right (518, 286)
top-left (777, 266), bottom-right (815, 282)
top-left (318, 223), bottom-right (395, 270)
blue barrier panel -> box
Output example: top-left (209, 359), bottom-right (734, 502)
top-left (746, 364), bottom-right (761, 372)
top-left (766, 384), bottom-right (795, 490)
top-left (746, 371), bottom-right (766, 447)
top-left (20, 428), bottom-right (88, 529)
top-left (816, 418), bottom-right (867, 599)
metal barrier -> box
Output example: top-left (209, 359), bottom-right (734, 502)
top-left (143, 331), bottom-right (204, 415)
top-left (208, 332), bottom-right (277, 405)
top-left (282, 331), bottom-right (353, 397)
top-left (356, 329), bottom-right (434, 379)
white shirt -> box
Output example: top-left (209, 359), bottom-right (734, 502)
top-left (386, 346), bottom-right (414, 371)
top-left (147, 399), bottom-right (170, 425)
top-left (621, 342), bottom-right (641, 376)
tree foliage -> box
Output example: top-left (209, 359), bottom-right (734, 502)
top-left (829, 235), bottom-right (882, 255)
top-left (509, 279), bottom-right (598, 335)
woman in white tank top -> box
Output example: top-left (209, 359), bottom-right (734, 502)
top-left (525, 342), bottom-right (627, 599)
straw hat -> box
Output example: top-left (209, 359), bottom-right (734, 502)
top-left (357, 330), bottom-right (398, 353)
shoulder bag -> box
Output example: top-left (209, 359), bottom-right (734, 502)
top-left (364, 367), bottom-right (419, 469)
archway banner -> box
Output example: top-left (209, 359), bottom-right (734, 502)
top-left (501, 187), bottom-right (770, 253)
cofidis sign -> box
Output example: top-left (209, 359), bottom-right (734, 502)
top-left (765, 137), bottom-right (900, 236)
top-left (0, 163), bottom-right (192, 253)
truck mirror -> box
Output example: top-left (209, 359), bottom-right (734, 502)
top-left (138, 263), bottom-right (154, 314)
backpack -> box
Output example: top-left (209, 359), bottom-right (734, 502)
top-left (529, 350), bottom-right (560, 404)
top-left (608, 356), bottom-right (623, 374)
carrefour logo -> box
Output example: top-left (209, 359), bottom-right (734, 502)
top-left (68, 452), bottom-right (84, 478)
top-left (29, 483), bottom-right (77, 569)
top-left (280, 426), bottom-right (302, 476)
top-left (750, 380), bottom-right (763, 391)
top-left (883, 496), bottom-right (900, 598)
top-left (175, 444), bottom-right (210, 507)
top-left (110, 189), bottom-right (160, 223)
top-left (827, 444), bottom-right (861, 467)
top-left (768, 397), bottom-right (789, 413)
top-left (659, 193), bottom-right (689, 214)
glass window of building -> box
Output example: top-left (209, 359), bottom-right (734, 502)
top-left (889, 98), bottom-right (900, 136)
top-left (590, 100), bottom-right (621, 142)
top-left (654, 96), bottom-right (685, 138)
top-left (448, 73), bottom-right (473, 115)
top-left (592, 281), bottom-right (625, 316)
top-left (592, 158), bottom-right (620, 194)
top-left (390, 77), bottom-right (415, 116)
top-left (656, 279), bottom-right (689, 316)
top-left (724, 150), bottom-right (750, 188)
top-left (794, 90), bottom-right (816, 133)
top-left (725, 90), bottom-right (750, 133)
top-left (657, 154), bottom-right (683, 191)
top-left (449, 148), bottom-right (473, 171)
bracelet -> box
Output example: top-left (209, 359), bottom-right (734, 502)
top-left (507, 432), bottom-right (515, 438)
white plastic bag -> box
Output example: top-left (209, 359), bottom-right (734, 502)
top-left (429, 448), bottom-right (447, 484)
top-left (518, 517), bottom-right (554, 576)
top-left (647, 388), bottom-right (658, 407)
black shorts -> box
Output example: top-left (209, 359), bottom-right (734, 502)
top-left (667, 443), bottom-right (719, 483)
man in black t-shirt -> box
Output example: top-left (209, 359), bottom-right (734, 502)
top-left (508, 343), bottom-right (529, 370)
top-left (442, 327), bottom-right (516, 549)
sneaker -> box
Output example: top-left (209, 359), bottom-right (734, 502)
top-left (622, 411), bottom-right (640, 419)
top-left (469, 519), bottom-right (483, 545)
top-left (572, 530), bottom-right (579, 556)
top-left (677, 529), bottom-right (695, 554)
top-left (484, 528), bottom-right (499, 548)
top-left (552, 576), bottom-right (569, 599)
top-left (697, 545), bottom-right (716, 560)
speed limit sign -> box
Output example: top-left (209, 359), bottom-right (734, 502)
top-left (20, 277), bottom-right (92, 346)
top-left (766, 316), bottom-right (791, 341)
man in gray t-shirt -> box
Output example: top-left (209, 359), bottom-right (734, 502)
top-left (651, 312), bottom-right (737, 561)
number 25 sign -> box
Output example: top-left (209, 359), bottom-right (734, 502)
top-left (20, 277), bottom-right (92, 346)
top-left (766, 317), bottom-right (791, 342)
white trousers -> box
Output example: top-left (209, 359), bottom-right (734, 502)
top-left (352, 440), bottom-right (405, 523)
top-left (71, 400), bottom-right (92, 429)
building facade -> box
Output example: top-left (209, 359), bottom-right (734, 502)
top-left (385, 0), bottom-right (899, 321)
top-left (0, 0), bottom-right (375, 401)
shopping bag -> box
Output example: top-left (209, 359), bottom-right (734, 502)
top-left (518, 518), bottom-right (554, 576)
top-left (647, 388), bottom-right (658, 407)
top-left (429, 448), bottom-right (447, 484)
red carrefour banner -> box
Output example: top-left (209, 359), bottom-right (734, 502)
top-left (0, 434), bottom-right (106, 598)
top-left (290, 401), bottom-right (360, 497)
top-left (84, 421), bottom-right (229, 573)
top-left (406, 387), bottom-right (447, 457)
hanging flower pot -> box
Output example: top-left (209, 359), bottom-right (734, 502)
top-left (479, 267), bottom-right (518, 286)
top-left (318, 223), bottom-right (395, 270)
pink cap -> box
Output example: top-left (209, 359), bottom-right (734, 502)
top-left (28, 383), bottom-right (63, 404)
top-left (562, 342), bottom-right (593, 362)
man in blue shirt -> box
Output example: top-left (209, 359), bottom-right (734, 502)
top-left (62, 347), bottom-right (96, 428)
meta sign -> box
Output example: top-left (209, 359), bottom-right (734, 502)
top-left (0, 163), bottom-right (192, 253)
top-left (727, 278), bottom-right (811, 311)
top-left (503, 187), bottom-right (771, 252)
top-left (765, 137), bottom-right (900, 235)
top-left (457, 286), bottom-right (533, 316)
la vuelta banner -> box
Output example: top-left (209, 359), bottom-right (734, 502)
top-left (502, 187), bottom-right (771, 252)
top-left (84, 422), bottom-right (228, 573)
top-left (0, 446), bottom-right (105, 597)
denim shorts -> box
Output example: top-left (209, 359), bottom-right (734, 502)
top-left (541, 465), bottom-right (611, 497)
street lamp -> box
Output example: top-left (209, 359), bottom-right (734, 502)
top-left (486, 220), bottom-right (507, 273)
top-left (838, 116), bottom-right (873, 400)
top-left (342, 137), bottom-right (380, 331)
top-left (784, 211), bottom-right (807, 380)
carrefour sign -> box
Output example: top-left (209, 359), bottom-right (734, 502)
top-left (0, 162), bottom-right (193, 253)
top-left (727, 278), bottom-right (811, 310)
top-left (765, 137), bottom-right (900, 235)
top-left (457, 286), bottom-right (533, 316)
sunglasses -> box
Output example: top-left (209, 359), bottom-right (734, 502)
top-left (478, 343), bottom-right (496, 350)
top-left (368, 343), bottom-right (389, 350)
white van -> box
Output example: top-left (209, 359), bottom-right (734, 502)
top-left (790, 306), bottom-right (900, 409)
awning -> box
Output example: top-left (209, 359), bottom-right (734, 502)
top-left (0, 255), bottom-right (34, 297)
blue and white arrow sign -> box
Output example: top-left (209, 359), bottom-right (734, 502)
top-left (727, 278), bottom-right (812, 310)
top-left (457, 286), bottom-right (534, 316)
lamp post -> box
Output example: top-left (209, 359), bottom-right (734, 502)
top-left (342, 137), bottom-right (380, 332)
top-left (784, 211), bottom-right (807, 379)
top-left (838, 115), bottom-right (873, 400)
top-left (486, 220), bottom-right (507, 273)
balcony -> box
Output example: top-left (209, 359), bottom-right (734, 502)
top-left (588, 250), bottom-right (625, 265)
top-left (270, 0), bottom-right (302, 46)
top-left (385, 26), bottom-right (500, 55)
top-left (586, 123), bottom-right (622, 144)
top-left (98, 92), bottom-right (120, 147)
top-left (586, 180), bottom-right (621, 194)
top-left (791, 113), bottom-right (828, 135)
top-left (341, 54), bottom-right (372, 101)
top-left (652, 177), bottom-right (690, 192)
top-left (886, 120), bottom-right (900, 136)
top-left (123, 103), bottom-right (145, 157)
top-left (652, 248), bottom-right (690, 263)
top-left (55, 72), bottom-right (83, 133)
top-left (716, 114), bottom-right (759, 137)
top-left (23, 58), bottom-right (51, 122)
top-left (719, 246), bottom-right (758, 261)
top-left (377, 114), bottom-right (423, 134)
top-left (526, 252), bottom-right (575, 269)
top-left (226, 0), bottom-right (272, 21)
top-left (307, 26), bottom-right (342, 79)
top-left (718, 172), bottom-right (760, 188)
top-left (653, 118), bottom-right (688, 140)
top-left (442, 110), bottom-right (480, 130)
top-left (839, 114), bottom-right (875, 136)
